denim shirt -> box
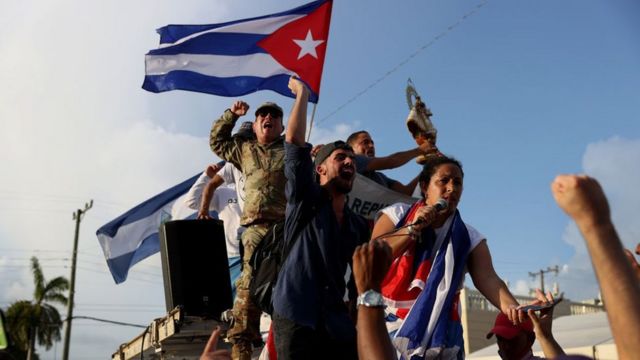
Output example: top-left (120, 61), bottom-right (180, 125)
top-left (272, 142), bottom-right (369, 335)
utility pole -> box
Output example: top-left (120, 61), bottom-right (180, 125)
top-left (62, 200), bottom-right (93, 360)
top-left (528, 265), bottom-right (559, 293)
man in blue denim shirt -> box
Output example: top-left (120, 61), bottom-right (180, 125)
top-left (271, 77), bottom-right (369, 359)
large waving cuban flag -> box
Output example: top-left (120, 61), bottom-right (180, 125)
top-left (142, 0), bottom-right (333, 103)
top-left (96, 174), bottom-right (199, 284)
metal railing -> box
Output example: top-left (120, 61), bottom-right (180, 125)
top-left (461, 287), bottom-right (604, 316)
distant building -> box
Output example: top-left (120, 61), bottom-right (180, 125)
top-left (459, 287), bottom-right (606, 356)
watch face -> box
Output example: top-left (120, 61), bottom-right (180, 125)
top-left (363, 290), bottom-right (384, 307)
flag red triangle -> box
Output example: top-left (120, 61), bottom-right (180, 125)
top-left (258, 1), bottom-right (332, 96)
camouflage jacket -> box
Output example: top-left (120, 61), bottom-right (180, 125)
top-left (210, 109), bottom-right (286, 226)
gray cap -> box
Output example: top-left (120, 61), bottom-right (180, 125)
top-left (254, 102), bottom-right (283, 118)
top-left (314, 141), bottom-right (353, 167)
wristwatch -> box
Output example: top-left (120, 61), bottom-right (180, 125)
top-left (357, 289), bottom-right (385, 308)
top-left (407, 224), bottom-right (417, 238)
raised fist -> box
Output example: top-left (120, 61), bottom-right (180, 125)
top-left (230, 101), bottom-right (249, 117)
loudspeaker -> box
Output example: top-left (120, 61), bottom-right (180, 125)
top-left (159, 219), bottom-right (233, 318)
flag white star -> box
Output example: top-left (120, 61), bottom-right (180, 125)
top-left (292, 30), bottom-right (325, 60)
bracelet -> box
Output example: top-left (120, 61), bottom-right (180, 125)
top-left (407, 224), bottom-right (417, 238)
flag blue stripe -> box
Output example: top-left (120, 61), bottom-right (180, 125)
top-left (429, 220), bottom-right (470, 349)
top-left (395, 212), bottom-right (471, 358)
top-left (142, 72), bottom-right (319, 103)
top-left (96, 174), bottom-right (199, 238)
top-left (106, 233), bottom-right (161, 283)
top-left (148, 33), bottom-right (268, 56)
top-left (157, 0), bottom-right (328, 43)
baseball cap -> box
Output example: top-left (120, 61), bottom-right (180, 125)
top-left (486, 312), bottom-right (534, 340)
top-left (254, 102), bottom-right (283, 118)
top-left (234, 121), bottom-right (255, 139)
top-left (314, 141), bottom-right (353, 167)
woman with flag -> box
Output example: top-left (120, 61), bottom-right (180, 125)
top-left (369, 155), bottom-right (522, 359)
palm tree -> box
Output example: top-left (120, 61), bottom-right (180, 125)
top-left (5, 257), bottom-right (69, 360)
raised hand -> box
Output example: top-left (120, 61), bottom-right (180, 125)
top-left (551, 174), bottom-right (610, 227)
top-left (417, 140), bottom-right (440, 156)
top-left (230, 101), bottom-right (249, 117)
top-left (352, 239), bottom-right (392, 294)
top-left (288, 75), bottom-right (309, 97)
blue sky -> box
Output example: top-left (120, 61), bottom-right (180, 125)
top-left (1, 0), bottom-right (638, 358)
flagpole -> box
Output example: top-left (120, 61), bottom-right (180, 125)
top-left (306, 102), bottom-right (318, 142)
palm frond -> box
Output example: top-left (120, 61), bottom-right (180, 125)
top-left (31, 257), bottom-right (45, 302)
top-left (35, 304), bottom-right (63, 349)
top-left (42, 277), bottom-right (70, 306)
top-left (43, 293), bottom-right (68, 306)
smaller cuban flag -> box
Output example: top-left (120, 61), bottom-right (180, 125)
top-left (142, 0), bottom-right (333, 103)
top-left (96, 174), bottom-right (199, 284)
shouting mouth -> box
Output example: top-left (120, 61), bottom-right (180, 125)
top-left (339, 166), bottom-right (355, 180)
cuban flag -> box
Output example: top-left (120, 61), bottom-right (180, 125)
top-left (142, 0), bottom-right (333, 103)
top-left (392, 211), bottom-right (471, 360)
top-left (96, 174), bottom-right (199, 284)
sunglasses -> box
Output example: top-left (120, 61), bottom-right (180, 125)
top-left (257, 109), bottom-right (282, 118)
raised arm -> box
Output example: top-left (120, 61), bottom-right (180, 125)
top-left (210, 101), bottom-right (248, 163)
top-left (285, 76), bottom-right (310, 146)
top-left (363, 142), bottom-right (438, 172)
top-left (551, 174), bottom-right (640, 359)
top-left (353, 239), bottom-right (396, 360)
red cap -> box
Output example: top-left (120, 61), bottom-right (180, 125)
top-left (486, 312), bottom-right (534, 339)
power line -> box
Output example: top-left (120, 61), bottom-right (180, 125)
top-left (72, 315), bottom-right (146, 329)
top-left (76, 303), bottom-right (163, 307)
top-left (75, 266), bottom-right (161, 284)
top-left (73, 308), bottom-right (163, 314)
top-left (316, 0), bottom-right (488, 125)
top-left (528, 266), bottom-right (560, 293)
top-left (0, 249), bottom-right (72, 254)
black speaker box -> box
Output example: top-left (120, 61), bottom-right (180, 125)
top-left (159, 219), bottom-right (233, 318)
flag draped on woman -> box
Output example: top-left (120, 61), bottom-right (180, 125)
top-left (143, 0), bottom-right (333, 103)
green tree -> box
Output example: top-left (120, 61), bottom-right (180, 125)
top-left (5, 257), bottom-right (69, 360)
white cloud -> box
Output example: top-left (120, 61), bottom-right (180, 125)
top-left (510, 279), bottom-right (532, 297)
top-left (4, 282), bottom-right (32, 304)
top-left (308, 121), bottom-right (357, 145)
top-left (556, 136), bottom-right (640, 301)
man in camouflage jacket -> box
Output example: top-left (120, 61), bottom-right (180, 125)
top-left (210, 100), bottom-right (286, 360)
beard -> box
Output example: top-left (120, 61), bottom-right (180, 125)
top-left (332, 175), bottom-right (354, 194)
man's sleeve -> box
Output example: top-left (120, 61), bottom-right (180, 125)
top-left (284, 141), bottom-right (318, 205)
top-left (210, 110), bottom-right (244, 166)
top-left (183, 172), bottom-right (210, 210)
top-left (218, 162), bottom-right (236, 185)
